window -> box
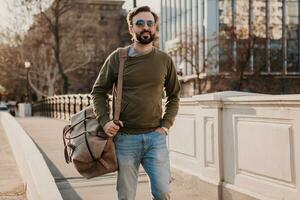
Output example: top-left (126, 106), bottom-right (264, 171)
top-left (219, 0), bottom-right (234, 72)
top-left (286, 0), bottom-right (299, 72)
top-left (219, 0), bottom-right (300, 74)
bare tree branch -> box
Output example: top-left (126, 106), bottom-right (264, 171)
top-left (64, 55), bottom-right (92, 74)
top-left (28, 72), bottom-right (47, 97)
top-left (40, 12), bottom-right (55, 34)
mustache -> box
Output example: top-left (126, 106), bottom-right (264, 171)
top-left (140, 30), bottom-right (151, 35)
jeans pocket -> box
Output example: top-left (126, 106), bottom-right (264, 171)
top-left (154, 130), bottom-right (167, 136)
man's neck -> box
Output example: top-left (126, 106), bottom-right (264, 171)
top-left (133, 42), bottom-right (153, 54)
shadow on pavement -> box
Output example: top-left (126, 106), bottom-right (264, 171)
top-left (32, 140), bottom-right (82, 200)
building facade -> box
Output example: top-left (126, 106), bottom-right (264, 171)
top-left (160, 0), bottom-right (300, 96)
top-left (60, 0), bottom-right (130, 94)
top-left (23, 0), bottom-right (130, 98)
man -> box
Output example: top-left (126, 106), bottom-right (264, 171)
top-left (91, 6), bottom-right (180, 200)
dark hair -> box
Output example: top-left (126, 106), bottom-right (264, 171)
top-left (126, 6), bottom-right (158, 26)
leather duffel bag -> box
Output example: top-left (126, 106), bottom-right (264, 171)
top-left (62, 47), bottom-right (127, 178)
top-left (63, 106), bottom-right (118, 178)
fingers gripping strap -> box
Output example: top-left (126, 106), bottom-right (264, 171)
top-left (114, 48), bottom-right (127, 122)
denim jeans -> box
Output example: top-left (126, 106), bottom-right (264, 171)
top-left (115, 131), bottom-right (171, 200)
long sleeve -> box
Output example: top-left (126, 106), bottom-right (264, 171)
top-left (90, 53), bottom-right (116, 128)
top-left (161, 58), bottom-right (181, 129)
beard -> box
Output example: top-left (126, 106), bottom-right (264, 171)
top-left (136, 30), bottom-right (155, 44)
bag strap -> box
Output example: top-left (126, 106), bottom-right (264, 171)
top-left (113, 48), bottom-right (127, 124)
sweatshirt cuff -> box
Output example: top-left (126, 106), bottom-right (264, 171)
top-left (97, 115), bottom-right (111, 128)
top-left (161, 119), bottom-right (172, 129)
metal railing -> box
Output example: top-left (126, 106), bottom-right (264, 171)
top-left (32, 94), bottom-right (93, 120)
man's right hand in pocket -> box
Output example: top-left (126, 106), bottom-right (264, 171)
top-left (103, 120), bottom-right (123, 137)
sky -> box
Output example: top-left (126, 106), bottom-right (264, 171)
top-left (123, 0), bottom-right (161, 13)
top-left (0, 0), bottom-right (52, 35)
top-left (0, 1), bottom-right (15, 30)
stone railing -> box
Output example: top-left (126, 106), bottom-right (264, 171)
top-left (32, 94), bottom-right (94, 120)
top-left (170, 91), bottom-right (300, 200)
top-left (1, 112), bottom-right (63, 200)
top-left (32, 91), bottom-right (300, 200)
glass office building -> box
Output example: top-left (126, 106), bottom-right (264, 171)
top-left (160, 0), bottom-right (300, 76)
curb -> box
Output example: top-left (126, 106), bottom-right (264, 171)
top-left (0, 112), bottom-right (63, 200)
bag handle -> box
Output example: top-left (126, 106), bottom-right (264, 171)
top-left (113, 48), bottom-right (127, 125)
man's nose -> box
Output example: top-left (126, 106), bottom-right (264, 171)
top-left (143, 25), bottom-right (152, 31)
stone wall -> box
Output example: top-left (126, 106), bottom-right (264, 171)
top-left (61, 0), bottom-right (131, 94)
top-left (169, 91), bottom-right (300, 200)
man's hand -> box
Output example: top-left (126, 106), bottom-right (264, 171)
top-left (103, 120), bottom-right (124, 137)
top-left (155, 127), bottom-right (168, 135)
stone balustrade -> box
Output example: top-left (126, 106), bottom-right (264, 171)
top-left (32, 94), bottom-right (94, 120)
top-left (170, 91), bottom-right (300, 200)
top-left (32, 91), bottom-right (300, 200)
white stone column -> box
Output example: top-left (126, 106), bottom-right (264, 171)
top-left (18, 103), bottom-right (32, 117)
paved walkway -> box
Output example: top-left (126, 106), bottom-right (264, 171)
top-left (0, 122), bottom-right (26, 200)
top-left (16, 117), bottom-right (205, 200)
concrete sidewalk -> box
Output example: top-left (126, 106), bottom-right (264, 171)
top-left (0, 122), bottom-right (26, 200)
top-left (17, 117), bottom-right (206, 200)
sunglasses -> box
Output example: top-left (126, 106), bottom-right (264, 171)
top-left (134, 19), bottom-right (155, 28)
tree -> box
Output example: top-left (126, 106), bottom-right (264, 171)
top-left (1, 0), bottom-right (131, 100)
top-left (0, 0), bottom-right (31, 100)
top-left (21, 0), bottom-right (131, 98)
top-left (21, 0), bottom-right (79, 94)
top-left (0, 43), bottom-right (28, 100)
top-left (22, 11), bottom-right (94, 98)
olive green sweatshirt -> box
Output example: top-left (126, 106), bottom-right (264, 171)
top-left (91, 47), bottom-right (180, 133)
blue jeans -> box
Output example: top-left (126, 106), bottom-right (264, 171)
top-left (115, 131), bottom-right (171, 200)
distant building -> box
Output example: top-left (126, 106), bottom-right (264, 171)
top-left (24, 0), bottom-right (130, 96)
top-left (60, 0), bottom-right (131, 93)
top-left (160, 0), bottom-right (300, 96)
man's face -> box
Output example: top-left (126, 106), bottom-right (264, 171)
top-left (129, 12), bottom-right (156, 44)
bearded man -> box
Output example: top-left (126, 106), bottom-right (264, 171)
top-left (91, 6), bottom-right (180, 200)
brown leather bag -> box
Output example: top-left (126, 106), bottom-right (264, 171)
top-left (63, 48), bottom-right (127, 178)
